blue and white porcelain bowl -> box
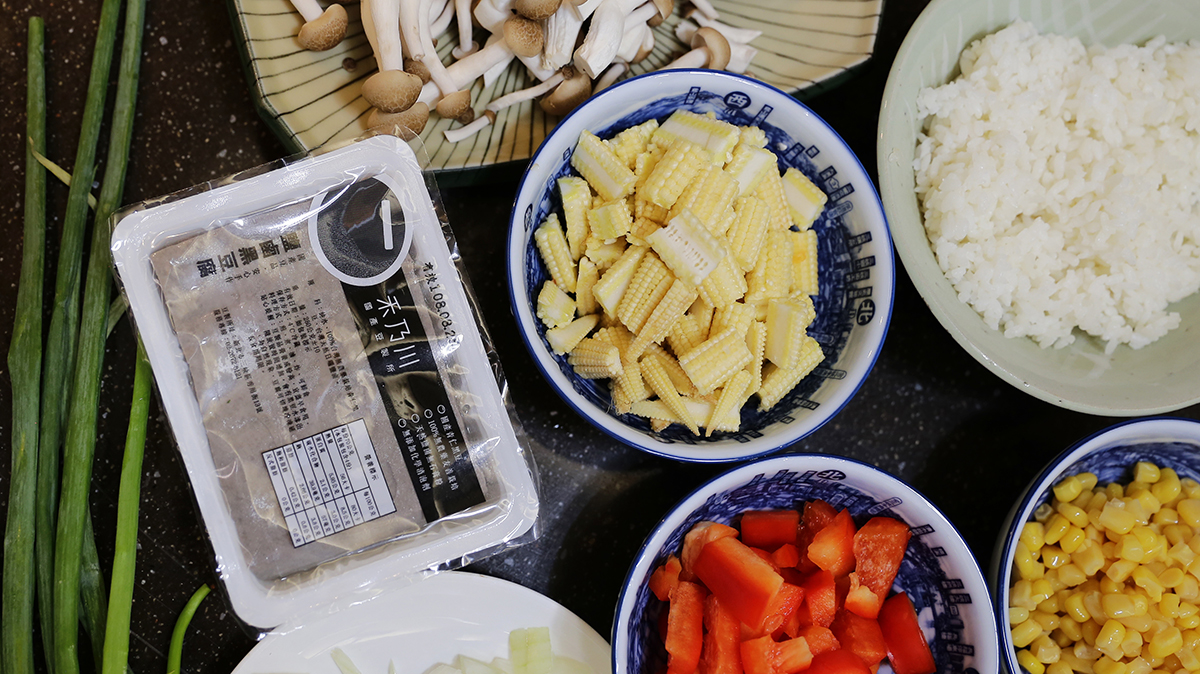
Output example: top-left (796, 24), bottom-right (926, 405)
top-left (506, 70), bottom-right (894, 462)
top-left (993, 417), bottom-right (1200, 674)
top-left (612, 454), bottom-right (999, 674)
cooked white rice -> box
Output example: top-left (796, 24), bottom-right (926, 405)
top-left (914, 20), bottom-right (1200, 352)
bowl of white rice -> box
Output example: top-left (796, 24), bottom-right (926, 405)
top-left (878, 0), bottom-right (1200, 416)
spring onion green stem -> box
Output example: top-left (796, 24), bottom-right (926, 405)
top-left (26, 141), bottom-right (98, 210)
top-left (2, 18), bottom-right (45, 674)
top-left (167, 585), bottom-right (211, 674)
top-left (107, 295), bottom-right (130, 338)
top-left (80, 514), bottom-right (109, 674)
top-left (50, 2), bottom-right (128, 673)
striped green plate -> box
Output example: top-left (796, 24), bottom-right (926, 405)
top-left (228, 0), bottom-right (884, 173)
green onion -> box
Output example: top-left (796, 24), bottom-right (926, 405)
top-left (50, 1), bottom-right (129, 673)
top-left (167, 585), bottom-right (211, 674)
top-left (101, 341), bottom-right (151, 674)
top-left (80, 515), bottom-right (109, 674)
top-left (2, 18), bottom-right (45, 674)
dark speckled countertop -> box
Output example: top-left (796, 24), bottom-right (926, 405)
top-left (1, 1), bottom-right (1198, 672)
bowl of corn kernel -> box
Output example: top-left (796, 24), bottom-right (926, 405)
top-left (994, 417), bottom-right (1200, 674)
top-left (506, 70), bottom-right (894, 462)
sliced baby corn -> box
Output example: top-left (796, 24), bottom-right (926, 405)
top-left (534, 214), bottom-right (576, 293)
top-left (584, 234), bottom-right (625, 269)
top-left (678, 327), bottom-right (753, 395)
top-left (629, 279), bottom-right (698, 360)
top-left (667, 314), bottom-right (706, 356)
top-left (791, 229), bottom-right (819, 296)
top-left (571, 129), bottom-right (636, 202)
top-left (758, 336), bottom-right (823, 411)
top-left (641, 138), bottom-right (706, 208)
top-left (698, 255), bottom-right (747, 308)
top-left (739, 125), bottom-right (768, 148)
top-left (589, 199), bottom-right (632, 241)
top-left (782, 168), bottom-right (828, 230)
top-left (669, 164), bottom-right (738, 235)
top-left (568, 336), bottom-right (623, 379)
top-left (712, 302), bottom-right (756, 338)
top-left (575, 257), bottom-right (600, 316)
top-left (746, 320), bottom-right (766, 392)
top-left (688, 298), bottom-right (714, 338)
top-left (634, 197), bottom-right (669, 224)
top-left (765, 297), bottom-right (816, 371)
top-left (708, 370), bottom-right (753, 436)
top-left (631, 397), bottom-right (716, 435)
top-left (745, 230), bottom-right (793, 302)
top-left (653, 110), bottom-right (740, 165)
top-left (608, 119), bottom-right (659, 169)
top-left (754, 164), bottom-right (792, 231)
top-left (644, 343), bottom-right (697, 396)
top-left (641, 353), bottom-right (699, 435)
top-left (546, 314), bottom-right (600, 355)
top-left (727, 195), bottom-right (771, 272)
top-left (617, 254), bottom-right (674, 334)
top-left (724, 143), bottom-right (777, 197)
top-left (559, 176), bottom-right (592, 261)
top-left (536, 281), bottom-right (576, 330)
top-left (592, 245), bottom-right (649, 316)
top-left (625, 216), bottom-right (661, 247)
top-left (648, 209), bottom-right (727, 287)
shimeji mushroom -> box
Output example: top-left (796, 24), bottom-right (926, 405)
top-left (674, 19), bottom-right (757, 74)
top-left (290, 0), bottom-right (348, 51)
top-left (452, 0), bottom-right (478, 58)
top-left (661, 25), bottom-right (730, 70)
top-left (368, 102), bottom-right (432, 138)
top-left (362, 0), bottom-right (424, 113)
top-left (573, 0), bottom-right (652, 79)
top-left (514, 0), bottom-right (562, 20)
top-left (444, 65), bottom-right (589, 142)
top-left (686, 11), bottom-right (761, 44)
top-left (400, 0), bottom-right (476, 121)
top-left (504, 14), bottom-right (544, 58)
top-left (687, 0), bottom-right (718, 20)
top-left (416, 34), bottom-right (515, 106)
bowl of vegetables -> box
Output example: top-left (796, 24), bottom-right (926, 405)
top-left (506, 69), bottom-right (894, 462)
top-left (612, 454), bottom-right (999, 674)
top-left (994, 417), bottom-right (1200, 674)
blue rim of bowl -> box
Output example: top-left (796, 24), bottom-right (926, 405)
top-left (609, 452), bottom-right (997, 674)
top-left (993, 416), bottom-right (1200, 672)
top-left (505, 69), bottom-right (896, 463)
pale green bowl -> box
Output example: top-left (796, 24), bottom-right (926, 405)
top-left (878, 0), bottom-right (1200, 416)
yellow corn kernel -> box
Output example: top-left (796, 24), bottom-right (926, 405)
top-left (1135, 568), bottom-right (1167, 602)
top-left (1044, 572), bottom-right (1067, 593)
top-left (1097, 619), bottom-right (1128, 653)
top-left (1032, 634), bottom-right (1061, 663)
top-left (1059, 502), bottom-right (1091, 528)
top-left (1035, 503), bottom-right (1056, 523)
top-left (757, 337), bottom-right (823, 411)
top-left (617, 254), bottom-right (673, 335)
top-left (790, 228), bottom-right (820, 296)
top-left (1093, 656), bottom-right (1127, 674)
top-left (546, 314), bottom-right (600, 355)
top-left (1074, 542), bottom-right (1106, 576)
top-left (640, 353), bottom-right (698, 435)
top-left (1031, 578), bottom-right (1055, 603)
top-left (1161, 594), bottom-right (1182, 619)
top-left (573, 130), bottom-right (636, 202)
top-left (1179, 500), bottom-right (1200, 528)
top-left (1074, 490), bottom-right (1095, 510)
top-left (1042, 545), bottom-right (1070, 569)
top-left (1149, 625), bottom-right (1183, 659)
top-left (1183, 479), bottom-right (1200, 500)
top-left (1057, 476), bottom-right (1086, 504)
top-left (1170, 540), bottom-right (1197, 566)
top-left (1019, 649), bottom-right (1048, 674)
top-left (668, 165), bottom-right (738, 234)
top-left (1104, 593), bottom-right (1138, 619)
top-left (1162, 568), bottom-right (1187, 589)
top-left (1066, 592), bottom-right (1092, 622)
top-left (1023, 522), bottom-right (1048, 552)
top-left (1012, 606), bottom-right (1033, 625)
top-left (1128, 481), bottom-right (1151, 498)
top-left (1135, 490), bottom-right (1164, 517)
top-left (1101, 576), bottom-right (1124, 594)
top-left (1061, 618), bottom-right (1085, 642)
top-left (1180, 645), bottom-right (1200, 671)
top-left (1076, 473), bottom-right (1099, 491)
top-left (1125, 498), bottom-right (1152, 526)
top-left (1184, 613), bottom-right (1200, 630)
top-left (706, 370), bottom-right (752, 436)
top-left (1046, 660), bottom-right (1074, 674)
top-left (698, 256), bottom-right (747, 308)
top-left (1127, 656), bottom-right (1153, 674)
top-left (726, 195), bottom-right (771, 272)
top-left (1108, 560), bottom-right (1139, 584)
top-left (1186, 628), bottom-right (1200, 649)
top-left (1061, 526), bottom-right (1087, 554)
top-left (1107, 483), bottom-right (1125, 500)
top-left (1180, 576), bottom-right (1200, 603)
top-left (568, 336), bottom-right (622, 379)
top-left (1014, 618), bottom-right (1046, 648)
top-left (537, 280), bottom-right (576, 330)
top-left (1034, 611), bottom-right (1061, 632)
top-left (1136, 462), bottom-right (1163, 484)
top-left (1119, 612), bottom-right (1153, 634)
top-left (678, 327), bottom-right (753, 396)
top-left (1123, 629), bottom-right (1145, 658)
top-left (1046, 514), bottom-right (1072, 545)
top-left (753, 166), bottom-right (791, 232)
top-left (1154, 508), bottom-right (1180, 527)
top-left (608, 119), bottom-right (659, 169)
top-left (641, 138), bottom-right (706, 208)
top-left (534, 214), bottom-right (578, 294)
top-left (780, 167), bottom-right (828, 230)
top-left (1119, 535), bottom-right (1147, 563)
top-left (628, 280), bottom-right (697, 360)
top-left (1082, 617), bottom-right (1102, 646)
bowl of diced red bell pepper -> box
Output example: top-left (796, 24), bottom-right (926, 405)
top-left (612, 454), bottom-right (999, 674)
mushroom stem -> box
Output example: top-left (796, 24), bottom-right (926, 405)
top-left (574, 0), bottom-right (647, 79)
top-left (443, 110), bottom-right (496, 143)
top-left (370, 0), bottom-right (405, 71)
top-left (473, 0), bottom-right (515, 33)
top-left (566, 0), bottom-right (604, 21)
top-left (399, 0), bottom-right (427, 61)
top-left (662, 47), bottom-right (709, 70)
top-left (725, 42), bottom-right (757, 74)
top-left (542, 8), bottom-right (584, 70)
top-left (688, 0), bottom-right (718, 20)
top-left (486, 71), bottom-right (565, 112)
top-left (594, 62), bottom-right (628, 92)
top-left (417, 36), bottom-right (515, 105)
top-left (688, 12), bottom-right (761, 44)
top-left (452, 0), bottom-right (478, 58)
top-left (431, 0), bottom-right (455, 37)
top-left (289, 0), bottom-right (324, 23)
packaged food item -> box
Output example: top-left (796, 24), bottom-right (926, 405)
top-left (111, 135), bottom-right (539, 630)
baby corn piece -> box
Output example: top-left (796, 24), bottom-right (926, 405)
top-left (568, 336), bottom-right (623, 379)
top-left (631, 397), bottom-right (716, 435)
top-left (667, 315), bottom-right (706, 356)
top-left (708, 370), bottom-right (753, 436)
top-left (572, 129), bottom-right (636, 202)
top-left (593, 245), bottom-right (649, 316)
top-left (611, 380), bottom-right (635, 415)
top-left (575, 257), bottom-right (600, 316)
top-left (791, 229), bottom-right (819, 295)
top-left (629, 279), bottom-right (698, 359)
top-left (727, 195), bottom-right (771, 272)
top-left (758, 336), bottom-right (824, 411)
top-left (739, 125), bottom-right (768, 148)
top-left (712, 302), bottom-right (756, 338)
top-left (679, 327), bottom-right (753, 395)
top-left (669, 164), bottom-right (739, 235)
top-left (584, 234), bottom-right (625, 269)
top-left (746, 320), bottom-right (767, 392)
top-left (754, 164), bottom-right (793, 231)
top-left (634, 197), bottom-right (669, 224)
top-left (782, 168), bottom-right (828, 230)
top-left (589, 199), bottom-right (633, 241)
top-left (617, 254), bottom-right (674, 335)
top-left (688, 298), bottom-right (714, 338)
top-left (698, 255), bottom-right (747, 308)
top-left (641, 138), bottom-right (706, 208)
top-left (746, 230), bottom-right (793, 302)
top-left (652, 110), bottom-right (740, 165)
top-left (625, 216), bottom-right (662, 247)
top-left (724, 143), bottom-right (777, 197)
top-left (649, 418), bottom-right (672, 432)
top-left (559, 176), bottom-right (592, 261)
top-left (546, 314), bottom-right (600, 355)
top-left (536, 281), bottom-right (576, 329)
top-left (648, 209), bottom-right (727, 287)
top-left (608, 119), bottom-right (659, 169)
top-left (765, 297), bottom-right (816, 371)
top-left (614, 356), bottom-right (648, 404)
top-left (645, 342), bottom-right (697, 396)
top-left (534, 214), bottom-right (577, 293)
top-left (640, 353), bottom-right (700, 435)
top-left (633, 145), bottom-right (666, 190)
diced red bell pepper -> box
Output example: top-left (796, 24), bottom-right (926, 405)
top-left (650, 556), bottom-right (683, 602)
top-left (774, 637), bottom-right (813, 674)
top-left (797, 501), bottom-right (838, 572)
top-left (843, 573), bottom-right (883, 619)
top-left (682, 522), bottom-right (740, 581)
top-left (665, 581), bottom-right (707, 674)
top-left (801, 569), bottom-right (838, 628)
top-left (701, 594), bottom-right (743, 674)
top-left (808, 509), bottom-right (857, 578)
top-left (878, 593), bottom-right (936, 674)
top-left (741, 510), bottom-right (800, 550)
top-left (831, 610), bottom-right (887, 668)
top-left (740, 636), bottom-right (777, 674)
top-left (772, 544), bottom-right (801, 569)
top-left (853, 518), bottom-right (911, 598)
top-left (694, 536), bottom-right (785, 629)
top-left (750, 547), bottom-right (782, 573)
top-left (796, 626), bottom-right (840, 656)
top-left (757, 582), bottom-right (805, 636)
top-left (805, 650), bottom-right (870, 674)
top-left (781, 599), bottom-right (812, 639)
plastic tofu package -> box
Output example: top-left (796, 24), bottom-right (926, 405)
top-left (110, 135), bottom-right (539, 631)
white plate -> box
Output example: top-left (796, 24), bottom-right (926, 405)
top-left (232, 571), bottom-right (612, 674)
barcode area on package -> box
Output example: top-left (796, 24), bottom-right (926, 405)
top-left (262, 419), bottom-right (396, 547)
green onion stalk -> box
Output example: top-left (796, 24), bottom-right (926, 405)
top-left (167, 585), bottom-right (211, 674)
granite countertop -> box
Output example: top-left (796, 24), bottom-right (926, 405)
top-left (1, 1), bottom-right (1198, 672)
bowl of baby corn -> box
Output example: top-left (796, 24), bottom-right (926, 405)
top-left (506, 70), bottom-right (894, 462)
top-left (994, 417), bottom-right (1200, 674)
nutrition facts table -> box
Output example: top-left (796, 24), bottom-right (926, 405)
top-left (261, 419), bottom-right (397, 547)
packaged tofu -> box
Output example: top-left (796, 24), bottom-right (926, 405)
top-left (111, 135), bottom-right (539, 630)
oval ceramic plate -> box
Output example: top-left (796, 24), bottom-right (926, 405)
top-left (877, 0), bottom-right (1200, 415)
top-left (229, 0), bottom-right (884, 172)
top-left (231, 571), bottom-right (612, 674)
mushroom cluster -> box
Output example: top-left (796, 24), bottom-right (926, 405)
top-left (286, 0), bottom-right (760, 142)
